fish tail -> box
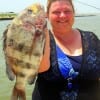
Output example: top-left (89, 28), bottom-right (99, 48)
top-left (11, 85), bottom-right (26, 100)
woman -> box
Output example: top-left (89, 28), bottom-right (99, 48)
top-left (32, 0), bottom-right (100, 100)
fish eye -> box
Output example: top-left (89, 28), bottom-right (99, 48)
top-left (28, 9), bottom-right (33, 14)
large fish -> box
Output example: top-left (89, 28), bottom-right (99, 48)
top-left (3, 3), bottom-right (47, 100)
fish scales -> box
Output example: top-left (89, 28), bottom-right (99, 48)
top-left (3, 3), bottom-right (47, 100)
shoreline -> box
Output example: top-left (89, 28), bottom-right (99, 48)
top-left (0, 17), bottom-right (14, 20)
top-left (0, 13), bottom-right (100, 20)
top-left (0, 15), bottom-right (96, 20)
top-left (0, 12), bottom-right (16, 20)
top-left (75, 14), bottom-right (96, 17)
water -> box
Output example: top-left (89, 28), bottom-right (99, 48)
top-left (74, 14), bottom-right (100, 38)
top-left (0, 15), bottom-right (100, 100)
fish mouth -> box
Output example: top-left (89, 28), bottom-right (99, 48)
top-left (34, 21), bottom-right (47, 36)
top-left (29, 27), bottom-right (44, 58)
top-left (35, 28), bottom-right (43, 37)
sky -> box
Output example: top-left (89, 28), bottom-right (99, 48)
top-left (0, 0), bottom-right (100, 14)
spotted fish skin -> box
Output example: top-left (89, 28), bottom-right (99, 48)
top-left (3, 3), bottom-right (47, 100)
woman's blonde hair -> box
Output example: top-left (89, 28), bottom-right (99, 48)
top-left (47, 0), bottom-right (75, 13)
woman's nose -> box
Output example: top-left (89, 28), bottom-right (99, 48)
top-left (59, 12), bottom-right (66, 18)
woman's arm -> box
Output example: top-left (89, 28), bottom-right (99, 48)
top-left (38, 29), bottom-right (50, 73)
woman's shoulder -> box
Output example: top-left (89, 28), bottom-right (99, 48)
top-left (78, 28), bottom-right (100, 54)
top-left (78, 29), bottom-right (100, 42)
top-left (77, 28), bottom-right (99, 40)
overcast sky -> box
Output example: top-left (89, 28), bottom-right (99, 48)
top-left (0, 0), bottom-right (100, 14)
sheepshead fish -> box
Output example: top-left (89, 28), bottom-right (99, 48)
top-left (3, 3), bottom-right (47, 100)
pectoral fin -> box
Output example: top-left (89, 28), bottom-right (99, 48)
top-left (6, 63), bottom-right (15, 81)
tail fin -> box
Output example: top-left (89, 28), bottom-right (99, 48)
top-left (11, 85), bottom-right (26, 100)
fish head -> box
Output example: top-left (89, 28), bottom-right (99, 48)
top-left (26, 3), bottom-right (47, 33)
top-left (15, 3), bottom-right (47, 34)
top-left (25, 3), bottom-right (47, 56)
top-left (20, 3), bottom-right (47, 40)
top-left (30, 3), bottom-right (47, 34)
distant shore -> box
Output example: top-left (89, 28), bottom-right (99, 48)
top-left (0, 12), bottom-right (17, 20)
top-left (75, 14), bottom-right (96, 17)
top-left (0, 12), bottom-right (100, 20)
top-left (0, 17), bottom-right (14, 20)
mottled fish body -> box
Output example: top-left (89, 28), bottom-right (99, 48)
top-left (3, 3), bottom-right (47, 100)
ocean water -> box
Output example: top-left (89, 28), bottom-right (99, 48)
top-left (74, 14), bottom-right (100, 38)
top-left (0, 15), bottom-right (100, 100)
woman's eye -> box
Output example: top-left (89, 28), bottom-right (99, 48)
top-left (28, 9), bottom-right (33, 14)
top-left (53, 11), bottom-right (60, 15)
top-left (64, 11), bottom-right (72, 14)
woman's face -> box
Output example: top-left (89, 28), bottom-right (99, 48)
top-left (47, 0), bottom-right (74, 33)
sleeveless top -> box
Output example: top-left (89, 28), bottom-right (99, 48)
top-left (56, 45), bottom-right (81, 89)
top-left (56, 45), bottom-right (82, 78)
